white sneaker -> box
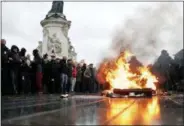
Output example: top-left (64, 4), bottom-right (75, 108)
top-left (60, 94), bottom-right (65, 98)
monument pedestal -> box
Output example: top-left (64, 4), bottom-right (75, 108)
top-left (37, 1), bottom-right (77, 60)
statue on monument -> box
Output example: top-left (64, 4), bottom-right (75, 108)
top-left (47, 34), bottom-right (62, 54)
top-left (49, 1), bottom-right (64, 14)
top-left (39, 0), bottom-right (76, 59)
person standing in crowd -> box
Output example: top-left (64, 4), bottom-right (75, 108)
top-left (84, 65), bottom-right (92, 93)
top-left (94, 67), bottom-right (100, 93)
top-left (48, 55), bottom-right (58, 94)
top-left (67, 59), bottom-right (73, 93)
top-left (81, 63), bottom-right (87, 93)
top-left (26, 54), bottom-right (31, 66)
top-left (19, 48), bottom-right (29, 94)
top-left (25, 54), bottom-right (32, 94)
top-left (75, 63), bottom-right (82, 93)
top-left (89, 64), bottom-right (96, 93)
top-left (42, 54), bottom-right (50, 94)
top-left (1, 39), bottom-right (10, 95)
top-left (60, 56), bottom-right (68, 97)
top-left (32, 49), bottom-right (43, 94)
top-left (9, 45), bottom-right (21, 95)
top-left (70, 61), bottom-right (77, 93)
top-left (55, 58), bottom-right (62, 93)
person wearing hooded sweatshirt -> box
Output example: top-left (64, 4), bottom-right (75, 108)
top-left (9, 45), bottom-right (21, 95)
top-left (32, 49), bottom-right (43, 94)
top-left (1, 39), bottom-right (11, 95)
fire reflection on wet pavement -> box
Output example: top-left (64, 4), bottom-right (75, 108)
top-left (1, 95), bottom-right (183, 125)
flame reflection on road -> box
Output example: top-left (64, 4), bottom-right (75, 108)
top-left (107, 97), bottom-right (160, 125)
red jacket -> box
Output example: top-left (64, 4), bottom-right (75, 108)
top-left (72, 66), bottom-right (77, 78)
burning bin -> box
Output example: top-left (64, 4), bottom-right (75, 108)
top-left (113, 88), bottom-right (155, 97)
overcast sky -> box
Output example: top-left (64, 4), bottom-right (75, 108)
top-left (2, 2), bottom-right (183, 65)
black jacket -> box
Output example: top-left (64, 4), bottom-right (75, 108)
top-left (43, 59), bottom-right (50, 76)
top-left (32, 49), bottom-right (42, 72)
top-left (32, 56), bottom-right (42, 72)
top-left (49, 60), bottom-right (60, 78)
top-left (81, 64), bottom-right (87, 77)
top-left (67, 63), bottom-right (73, 77)
top-left (59, 59), bottom-right (68, 74)
top-left (1, 44), bottom-right (10, 69)
top-left (89, 68), bottom-right (95, 79)
top-left (9, 45), bottom-right (21, 71)
top-left (19, 48), bottom-right (30, 73)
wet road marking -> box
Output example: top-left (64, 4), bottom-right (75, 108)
top-left (2, 95), bottom-right (54, 101)
top-left (166, 97), bottom-right (183, 106)
top-left (2, 97), bottom-right (108, 124)
top-left (2, 101), bottom-right (62, 110)
top-left (2, 96), bottom-right (60, 105)
top-left (2, 95), bottom-right (104, 107)
top-left (102, 99), bottom-right (137, 125)
top-left (2, 97), bottom-right (61, 107)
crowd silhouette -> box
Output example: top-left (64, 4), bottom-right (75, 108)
top-left (1, 39), bottom-right (101, 96)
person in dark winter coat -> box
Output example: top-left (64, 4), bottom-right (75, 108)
top-left (32, 49), bottom-right (43, 94)
top-left (42, 54), bottom-right (50, 93)
top-left (25, 54), bottom-right (32, 94)
top-left (19, 48), bottom-right (30, 94)
top-left (89, 64), bottom-right (96, 93)
top-left (60, 56), bottom-right (68, 96)
top-left (81, 63), bottom-right (87, 93)
top-left (67, 59), bottom-right (73, 93)
top-left (1, 39), bottom-right (11, 95)
top-left (55, 58), bottom-right (62, 93)
top-left (154, 50), bottom-right (175, 91)
top-left (9, 45), bottom-right (21, 94)
top-left (48, 55), bottom-right (59, 94)
top-left (83, 65), bottom-right (92, 93)
top-left (1, 39), bottom-right (9, 70)
top-left (75, 63), bottom-right (82, 92)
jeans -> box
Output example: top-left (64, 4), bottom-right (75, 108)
top-left (10, 70), bottom-right (18, 94)
top-left (71, 77), bottom-right (76, 92)
top-left (60, 73), bottom-right (68, 94)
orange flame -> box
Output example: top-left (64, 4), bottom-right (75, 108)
top-left (97, 50), bottom-right (158, 90)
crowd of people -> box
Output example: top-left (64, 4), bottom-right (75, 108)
top-left (1, 39), bottom-right (101, 96)
top-left (152, 50), bottom-right (184, 92)
top-left (2, 38), bottom-right (184, 96)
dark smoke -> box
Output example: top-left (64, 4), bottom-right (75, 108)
top-left (102, 2), bottom-right (183, 66)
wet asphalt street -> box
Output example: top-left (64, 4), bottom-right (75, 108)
top-left (1, 94), bottom-right (184, 125)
